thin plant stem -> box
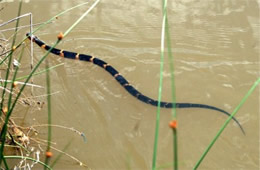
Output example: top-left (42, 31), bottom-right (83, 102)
top-left (44, 58), bottom-right (52, 169)
top-left (3, 157), bottom-right (8, 170)
top-left (7, 44), bottom-right (25, 111)
top-left (4, 156), bottom-right (52, 169)
top-left (15, 63), bottom-right (64, 81)
top-left (152, 0), bottom-right (167, 169)
top-left (0, 0), bottom-right (23, 165)
top-left (172, 129), bottom-right (177, 170)
top-left (193, 78), bottom-right (260, 169)
top-left (0, 1), bottom-right (89, 68)
top-left (50, 140), bottom-right (72, 168)
top-left (0, 0), bottom-right (23, 116)
top-left (0, 21), bottom-right (49, 32)
top-left (165, 16), bottom-right (177, 119)
top-left (0, 13), bottom-right (32, 27)
top-left (164, 6), bottom-right (178, 170)
top-left (63, 0), bottom-right (100, 37)
top-left (0, 80), bottom-right (43, 88)
top-left (4, 45), bottom-right (25, 168)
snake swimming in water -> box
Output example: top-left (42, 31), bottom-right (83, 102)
top-left (26, 33), bottom-right (244, 134)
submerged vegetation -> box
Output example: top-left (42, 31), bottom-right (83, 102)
top-left (0, 0), bottom-right (259, 169)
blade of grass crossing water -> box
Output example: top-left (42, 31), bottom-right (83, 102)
top-left (193, 78), bottom-right (260, 169)
top-left (152, 0), bottom-right (167, 169)
top-left (15, 63), bottom-right (64, 81)
top-left (165, 16), bottom-right (177, 118)
top-left (63, 0), bottom-right (100, 37)
top-left (164, 10), bottom-right (178, 170)
top-left (1, 2), bottom-right (90, 63)
top-left (50, 140), bottom-right (73, 168)
top-left (44, 58), bottom-right (52, 169)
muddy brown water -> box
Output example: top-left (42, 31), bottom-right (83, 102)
top-left (0, 0), bottom-right (259, 169)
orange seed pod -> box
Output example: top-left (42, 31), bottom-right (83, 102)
top-left (2, 106), bottom-right (8, 114)
top-left (12, 46), bottom-right (16, 51)
top-left (169, 120), bottom-right (177, 129)
top-left (12, 81), bottom-right (18, 88)
top-left (57, 32), bottom-right (64, 40)
top-left (45, 151), bottom-right (53, 158)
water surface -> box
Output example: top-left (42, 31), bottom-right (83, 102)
top-left (0, 0), bottom-right (259, 169)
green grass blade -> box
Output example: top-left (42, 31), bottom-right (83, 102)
top-left (165, 16), bottom-right (177, 118)
top-left (50, 140), bottom-right (72, 168)
top-left (0, 53), bottom-right (11, 66)
top-left (0, 1), bottom-right (90, 69)
top-left (163, 1), bottom-right (178, 169)
top-left (152, 0), bottom-right (167, 169)
top-left (44, 58), bottom-right (52, 169)
top-left (2, 45), bottom-right (25, 169)
top-left (7, 44), bottom-right (25, 111)
top-left (63, 0), bottom-right (100, 37)
top-left (15, 63), bottom-right (64, 81)
top-left (2, 157), bottom-right (9, 169)
top-left (33, 1), bottom-right (89, 35)
top-left (193, 78), bottom-right (260, 169)
top-left (0, 0), bottom-right (23, 165)
top-left (0, 0), bottom-right (22, 116)
top-left (1, 1), bottom-right (90, 67)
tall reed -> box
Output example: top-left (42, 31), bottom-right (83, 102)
top-left (194, 78), bottom-right (260, 169)
top-left (0, 1), bottom-right (23, 166)
top-left (152, 0), bottom-right (179, 169)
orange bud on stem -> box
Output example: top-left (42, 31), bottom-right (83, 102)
top-left (57, 32), bottom-right (64, 40)
top-left (169, 120), bottom-right (177, 129)
top-left (45, 151), bottom-right (53, 158)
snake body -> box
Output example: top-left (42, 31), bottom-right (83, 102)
top-left (26, 33), bottom-right (244, 134)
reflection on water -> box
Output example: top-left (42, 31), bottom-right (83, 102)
top-left (1, 0), bottom-right (259, 169)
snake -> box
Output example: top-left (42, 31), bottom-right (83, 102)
top-left (26, 33), bottom-right (244, 134)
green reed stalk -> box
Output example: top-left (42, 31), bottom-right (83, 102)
top-left (2, 158), bottom-right (8, 170)
top-left (166, 16), bottom-right (178, 170)
top-left (0, 1), bottom-right (90, 86)
top-left (0, 43), bottom-right (24, 168)
top-left (15, 63), bottom-right (64, 81)
top-left (193, 78), bottom-right (260, 169)
top-left (0, 1), bottom-right (89, 70)
top-left (63, 0), bottom-right (100, 37)
top-left (0, 0), bottom-right (23, 166)
top-left (163, 0), bottom-right (176, 119)
top-left (1, 42), bottom-right (24, 169)
top-left (44, 59), bottom-right (52, 169)
top-left (7, 44), bottom-right (25, 114)
top-left (3, 45), bottom-right (25, 168)
top-left (0, 0), bottom-right (22, 117)
top-left (0, 0), bottom-right (100, 166)
top-left (163, 1), bottom-right (178, 169)
top-left (50, 140), bottom-right (72, 168)
top-left (4, 156), bottom-right (52, 169)
top-left (152, 0), bottom-right (168, 169)
top-left (1, 2), bottom-right (89, 62)
top-left (0, 53), bottom-right (11, 66)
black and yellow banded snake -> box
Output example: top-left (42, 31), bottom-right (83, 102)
top-left (26, 33), bottom-right (244, 134)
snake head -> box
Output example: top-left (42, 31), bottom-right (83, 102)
top-left (26, 33), bottom-right (38, 41)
